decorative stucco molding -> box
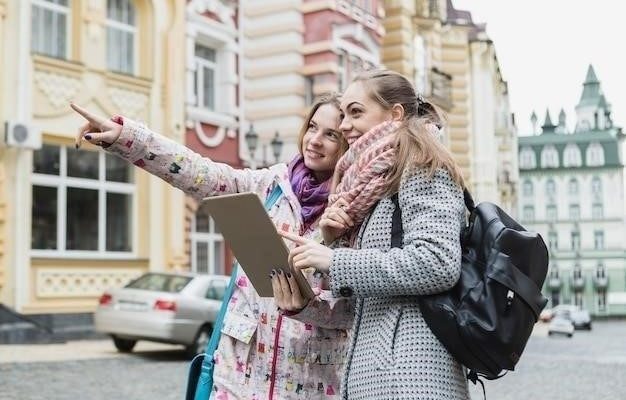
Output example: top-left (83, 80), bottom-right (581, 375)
top-left (36, 268), bottom-right (143, 298)
top-left (108, 87), bottom-right (149, 120)
top-left (187, 0), bottom-right (235, 28)
top-left (33, 70), bottom-right (82, 109)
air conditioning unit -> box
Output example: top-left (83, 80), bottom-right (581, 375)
top-left (4, 120), bottom-right (42, 150)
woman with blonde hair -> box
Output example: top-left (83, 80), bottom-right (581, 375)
top-left (71, 94), bottom-right (354, 399)
top-left (273, 70), bottom-right (470, 399)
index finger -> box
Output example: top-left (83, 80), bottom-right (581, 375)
top-left (278, 230), bottom-right (309, 245)
top-left (70, 103), bottom-right (107, 125)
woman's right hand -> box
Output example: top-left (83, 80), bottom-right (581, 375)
top-left (70, 103), bottom-right (122, 149)
top-left (320, 198), bottom-right (353, 244)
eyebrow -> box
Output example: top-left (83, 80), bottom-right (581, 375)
top-left (341, 101), bottom-right (363, 111)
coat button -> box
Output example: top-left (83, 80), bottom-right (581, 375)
top-left (339, 287), bottom-right (353, 297)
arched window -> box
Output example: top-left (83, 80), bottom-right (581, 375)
top-left (586, 142), bottom-right (605, 166)
top-left (568, 178), bottom-right (579, 196)
top-left (522, 179), bottom-right (533, 197)
top-left (519, 147), bottom-right (536, 169)
top-left (541, 145), bottom-right (559, 168)
top-left (563, 144), bottom-right (582, 167)
top-left (107, 0), bottom-right (137, 75)
top-left (545, 178), bottom-right (557, 199)
top-left (591, 176), bottom-right (602, 200)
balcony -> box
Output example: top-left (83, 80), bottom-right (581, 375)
top-left (547, 277), bottom-right (562, 291)
top-left (427, 67), bottom-right (453, 110)
top-left (593, 275), bottom-right (609, 290)
top-left (570, 275), bottom-right (585, 291)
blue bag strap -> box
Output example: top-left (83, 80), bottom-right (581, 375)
top-left (192, 184), bottom-right (283, 399)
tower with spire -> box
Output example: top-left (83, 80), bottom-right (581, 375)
top-left (575, 65), bottom-right (613, 132)
top-left (517, 65), bottom-right (626, 317)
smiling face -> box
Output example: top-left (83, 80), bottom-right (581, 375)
top-left (301, 103), bottom-right (343, 181)
top-left (338, 81), bottom-right (393, 145)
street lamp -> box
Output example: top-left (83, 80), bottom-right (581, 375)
top-left (270, 130), bottom-right (284, 164)
top-left (244, 123), bottom-right (283, 169)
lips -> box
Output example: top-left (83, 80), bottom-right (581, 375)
top-left (305, 149), bottom-right (324, 159)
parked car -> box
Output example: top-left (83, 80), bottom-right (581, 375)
top-left (538, 304), bottom-right (592, 330)
top-left (551, 305), bottom-right (593, 330)
top-left (95, 272), bottom-right (229, 357)
top-left (548, 316), bottom-right (575, 337)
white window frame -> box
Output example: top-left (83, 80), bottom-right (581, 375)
top-left (31, 146), bottom-right (136, 259)
top-left (545, 179), bottom-right (557, 198)
top-left (31, 0), bottom-right (71, 59)
top-left (106, 0), bottom-right (137, 75)
top-left (568, 178), bottom-right (579, 196)
top-left (194, 43), bottom-right (218, 111)
top-left (190, 212), bottom-right (225, 275)
top-left (546, 204), bottom-right (558, 221)
top-left (337, 50), bottom-right (348, 91)
top-left (519, 147), bottom-right (536, 169)
top-left (523, 205), bottom-right (535, 221)
top-left (586, 142), bottom-right (605, 166)
top-left (541, 145), bottom-right (559, 168)
top-left (569, 204), bottom-right (580, 220)
top-left (522, 179), bottom-right (533, 197)
top-left (594, 230), bottom-right (604, 250)
top-left (592, 203), bottom-right (603, 219)
top-left (563, 144), bottom-right (582, 167)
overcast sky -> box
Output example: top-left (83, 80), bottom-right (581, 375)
top-left (452, 0), bottom-right (625, 136)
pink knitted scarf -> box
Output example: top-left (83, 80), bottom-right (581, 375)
top-left (329, 120), bottom-right (401, 242)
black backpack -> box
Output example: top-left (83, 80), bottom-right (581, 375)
top-left (390, 190), bottom-right (549, 383)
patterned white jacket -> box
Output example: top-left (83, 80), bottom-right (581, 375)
top-left (106, 118), bottom-right (354, 400)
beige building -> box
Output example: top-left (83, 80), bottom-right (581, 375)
top-left (382, 0), bottom-right (517, 212)
top-left (0, 0), bottom-right (186, 321)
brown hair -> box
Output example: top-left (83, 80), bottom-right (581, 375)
top-left (297, 93), bottom-right (349, 157)
top-left (352, 69), bottom-right (465, 190)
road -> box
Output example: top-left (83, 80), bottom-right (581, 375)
top-left (1, 321), bottom-right (626, 399)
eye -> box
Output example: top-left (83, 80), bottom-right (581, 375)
top-left (325, 130), bottom-right (340, 141)
top-left (308, 122), bottom-right (318, 132)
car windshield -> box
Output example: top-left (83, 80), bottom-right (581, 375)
top-left (126, 273), bottom-right (193, 293)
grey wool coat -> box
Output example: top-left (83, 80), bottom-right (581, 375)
top-left (329, 168), bottom-right (470, 400)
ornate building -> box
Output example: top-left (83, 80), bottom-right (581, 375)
top-left (518, 65), bottom-right (626, 317)
top-left (0, 0), bottom-right (186, 324)
top-left (382, 0), bottom-right (517, 213)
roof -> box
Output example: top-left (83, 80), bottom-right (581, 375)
top-left (518, 129), bottom-right (623, 169)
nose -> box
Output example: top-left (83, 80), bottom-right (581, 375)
top-left (339, 117), bottom-right (351, 136)
top-left (308, 130), bottom-right (324, 146)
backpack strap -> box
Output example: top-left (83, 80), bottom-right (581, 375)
top-left (190, 185), bottom-right (284, 400)
top-left (390, 193), bottom-right (403, 248)
top-left (463, 188), bottom-right (476, 212)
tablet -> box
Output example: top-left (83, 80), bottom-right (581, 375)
top-left (201, 192), bottom-right (314, 299)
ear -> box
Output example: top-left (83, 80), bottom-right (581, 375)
top-left (390, 104), bottom-right (405, 121)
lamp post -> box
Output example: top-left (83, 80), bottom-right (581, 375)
top-left (244, 124), bottom-right (259, 170)
top-left (244, 123), bottom-right (283, 169)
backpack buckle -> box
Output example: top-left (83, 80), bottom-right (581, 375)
top-left (505, 290), bottom-right (514, 310)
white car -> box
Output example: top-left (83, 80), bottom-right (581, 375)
top-left (551, 305), bottom-right (592, 330)
top-left (548, 316), bottom-right (574, 338)
top-left (95, 272), bottom-right (229, 357)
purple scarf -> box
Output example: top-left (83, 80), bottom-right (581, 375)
top-left (288, 155), bottom-right (331, 231)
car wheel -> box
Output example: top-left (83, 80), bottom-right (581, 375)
top-left (567, 333), bottom-right (573, 338)
top-left (186, 325), bottom-right (213, 358)
top-left (112, 336), bottom-right (137, 353)
top-left (548, 331), bottom-right (553, 336)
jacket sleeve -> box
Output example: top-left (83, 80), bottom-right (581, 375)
top-left (283, 290), bottom-right (355, 330)
top-left (105, 117), bottom-right (270, 200)
top-left (329, 168), bottom-right (465, 298)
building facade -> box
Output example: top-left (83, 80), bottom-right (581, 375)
top-left (382, 0), bottom-right (517, 213)
top-left (518, 65), bottom-right (626, 317)
top-left (243, 0), bottom-right (384, 160)
top-left (0, 0), bottom-right (186, 319)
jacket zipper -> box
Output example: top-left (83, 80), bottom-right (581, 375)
top-left (268, 313), bottom-right (283, 400)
